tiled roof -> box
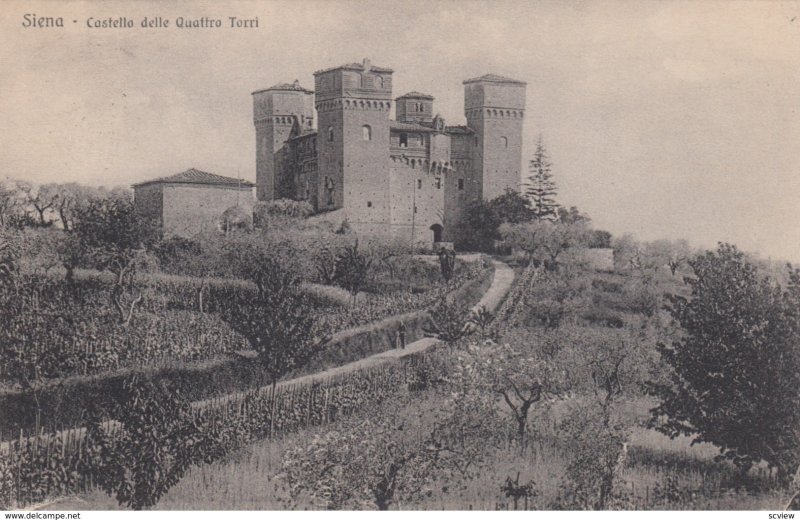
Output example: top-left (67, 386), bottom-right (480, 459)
top-left (445, 125), bottom-right (475, 135)
top-left (389, 121), bottom-right (436, 133)
top-left (133, 168), bottom-right (255, 188)
top-left (396, 91), bottom-right (434, 100)
top-left (252, 80), bottom-right (313, 95)
top-left (463, 73), bottom-right (527, 85)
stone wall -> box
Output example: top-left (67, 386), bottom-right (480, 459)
top-left (161, 183), bottom-right (255, 238)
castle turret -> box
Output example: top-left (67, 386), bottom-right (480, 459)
top-left (395, 91), bottom-right (434, 124)
top-left (252, 80), bottom-right (314, 201)
top-left (313, 58), bottom-right (393, 227)
top-left (463, 74), bottom-right (526, 201)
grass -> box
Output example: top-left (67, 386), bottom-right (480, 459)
top-left (49, 390), bottom-right (788, 511)
top-left (37, 260), bottom-right (792, 511)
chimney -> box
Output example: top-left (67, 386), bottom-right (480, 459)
top-left (362, 58), bottom-right (371, 72)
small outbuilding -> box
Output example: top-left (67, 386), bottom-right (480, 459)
top-left (133, 168), bottom-right (255, 238)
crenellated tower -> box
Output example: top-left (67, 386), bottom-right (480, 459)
top-left (252, 80), bottom-right (314, 201)
top-left (313, 59), bottom-right (393, 227)
top-left (463, 74), bottom-right (527, 201)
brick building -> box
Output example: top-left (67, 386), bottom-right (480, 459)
top-left (133, 168), bottom-right (255, 238)
top-left (253, 59), bottom-right (527, 246)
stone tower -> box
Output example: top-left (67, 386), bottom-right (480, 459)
top-left (395, 91), bottom-right (434, 123)
top-left (463, 74), bottom-right (527, 201)
top-left (313, 59), bottom-right (394, 230)
top-left (252, 80), bottom-right (314, 201)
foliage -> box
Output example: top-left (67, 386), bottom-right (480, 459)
top-left (423, 297), bottom-right (473, 343)
top-left (253, 198), bottom-right (313, 227)
top-left (73, 197), bottom-right (158, 324)
top-left (500, 220), bottom-right (590, 269)
top-left (83, 377), bottom-right (211, 510)
top-left (458, 340), bottom-right (570, 454)
top-left (554, 403), bottom-right (629, 510)
top-left (282, 412), bottom-right (441, 510)
top-left (524, 136), bottom-right (558, 221)
top-left (0, 232), bottom-right (19, 288)
top-left (220, 261), bottom-right (328, 391)
top-left (458, 190), bottom-right (532, 251)
top-left (333, 239), bottom-right (372, 305)
top-left (437, 247), bottom-right (456, 281)
top-left (556, 205), bottom-right (589, 225)
top-left (648, 243), bottom-right (800, 482)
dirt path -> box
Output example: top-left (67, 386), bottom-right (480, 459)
top-left (196, 258), bottom-right (514, 407)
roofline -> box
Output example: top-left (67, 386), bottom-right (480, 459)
top-left (389, 122), bottom-right (436, 133)
top-left (462, 75), bottom-right (527, 86)
top-left (132, 179), bottom-right (255, 188)
top-left (288, 131), bottom-right (319, 142)
top-left (396, 92), bottom-right (434, 100)
top-left (314, 63), bottom-right (394, 75)
top-left (251, 86), bottom-right (314, 95)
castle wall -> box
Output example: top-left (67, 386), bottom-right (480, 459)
top-left (389, 156), bottom-right (444, 246)
top-left (161, 184), bottom-right (254, 238)
top-left (252, 62), bottom-right (527, 249)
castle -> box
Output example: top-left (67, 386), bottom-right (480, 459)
top-left (253, 58), bottom-right (527, 245)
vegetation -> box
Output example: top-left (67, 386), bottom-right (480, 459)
top-left (1, 176), bottom-right (797, 512)
top-left (524, 135), bottom-right (559, 221)
top-left (648, 243), bottom-right (800, 483)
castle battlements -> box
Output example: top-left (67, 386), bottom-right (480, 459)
top-left (252, 58), bottom-right (526, 246)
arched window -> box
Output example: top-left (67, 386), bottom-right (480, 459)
top-left (362, 125), bottom-right (372, 141)
top-left (501, 136), bottom-right (508, 148)
top-left (376, 76), bottom-right (384, 88)
top-left (328, 126), bottom-right (334, 142)
top-left (400, 133), bottom-right (408, 148)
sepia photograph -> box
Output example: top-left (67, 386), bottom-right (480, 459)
top-left (0, 0), bottom-right (799, 516)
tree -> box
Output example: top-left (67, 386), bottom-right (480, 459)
top-left (83, 377), bottom-right (211, 510)
top-left (524, 136), bottom-right (558, 221)
top-left (281, 413), bottom-right (442, 510)
top-left (423, 297), bottom-right (473, 344)
top-left (500, 220), bottom-right (589, 269)
top-left (50, 183), bottom-right (94, 231)
top-left (462, 340), bottom-right (571, 454)
top-left (647, 243), bottom-right (800, 482)
top-left (556, 403), bottom-right (629, 510)
top-left (73, 197), bottom-right (157, 324)
top-left (334, 239), bottom-right (372, 305)
top-left (27, 183), bottom-right (60, 227)
top-left (220, 260), bottom-right (328, 435)
top-left (488, 189), bottom-right (533, 225)
top-left (556, 206), bottom-right (590, 225)
top-left (458, 190), bottom-right (532, 252)
top-left (0, 179), bottom-right (27, 228)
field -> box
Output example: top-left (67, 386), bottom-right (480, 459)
top-left (26, 246), bottom-right (797, 511)
top-left (2, 212), bottom-right (798, 511)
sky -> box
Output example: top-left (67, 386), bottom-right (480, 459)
top-left (1, 0), bottom-right (799, 262)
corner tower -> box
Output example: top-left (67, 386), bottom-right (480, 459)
top-left (463, 74), bottom-right (526, 201)
top-left (252, 80), bottom-right (314, 201)
top-left (313, 59), bottom-right (393, 228)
